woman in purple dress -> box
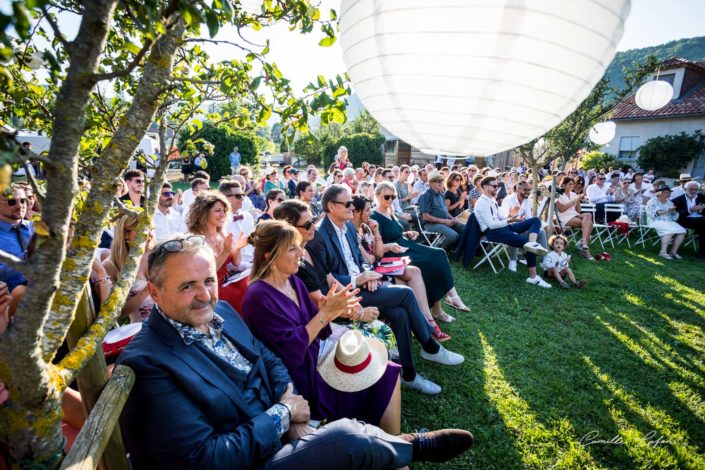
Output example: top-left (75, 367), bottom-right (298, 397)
top-left (242, 220), bottom-right (402, 434)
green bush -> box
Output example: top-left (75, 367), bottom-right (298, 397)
top-left (179, 122), bottom-right (261, 180)
top-left (637, 131), bottom-right (705, 177)
top-left (580, 151), bottom-right (620, 171)
top-left (293, 135), bottom-right (323, 166)
top-left (322, 133), bottom-right (385, 169)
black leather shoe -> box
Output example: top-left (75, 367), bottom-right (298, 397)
top-left (400, 428), bottom-right (474, 462)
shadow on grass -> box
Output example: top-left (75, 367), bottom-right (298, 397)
top-left (402, 244), bottom-right (705, 469)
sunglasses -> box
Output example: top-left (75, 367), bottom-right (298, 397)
top-left (297, 216), bottom-right (320, 230)
top-left (386, 176), bottom-right (395, 181)
top-left (487, 184), bottom-right (498, 188)
top-left (2, 198), bottom-right (28, 206)
top-left (132, 179), bottom-right (145, 184)
top-left (275, 197), bottom-right (285, 203)
top-left (155, 235), bottom-right (205, 258)
top-left (382, 194), bottom-right (397, 201)
top-left (332, 200), bottom-right (354, 209)
top-left (224, 193), bottom-right (245, 199)
top-left (161, 191), bottom-right (175, 197)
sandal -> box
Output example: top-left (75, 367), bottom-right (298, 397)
top-left (430, 319), bottom-right (451, 342)
top-left (443, 295), bottom-right (471, 313)
top-left (580, 246), bottom-right (594, 261)
top-left (560, 281), bottom-right (570, 289)
top-left (433, 310), bottom-right (456, 323)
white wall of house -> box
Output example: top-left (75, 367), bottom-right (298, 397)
top-left (602, 116), bottom-right (705, 177)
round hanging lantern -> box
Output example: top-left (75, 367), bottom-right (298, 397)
top-left (340, 0), bottom-right (631, 156)
top-left (589, 121), bottom-right (616, 145)
top-left (635, 80), bottom-right (673, 111)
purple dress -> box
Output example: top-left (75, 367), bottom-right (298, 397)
top-left (242, 275), bottom-right (400, 425)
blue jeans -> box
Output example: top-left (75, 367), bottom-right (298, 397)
top-left (485, 217), bottom-right (542, 268)
top-left (265, 419), bottom-right (412, 469)
top-left (424, 221), bottom-right (465, 249)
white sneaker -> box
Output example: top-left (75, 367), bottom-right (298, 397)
top-left (402, 374), bottom-right (442, 395)
top-left (526, 276), bottom-right (551, 288)
top-left (523, 241), bottom-right (548, 256)
top-left (508, 260), bottom-right (517, 272)
top-left (421, 345), bottom-right (465, 366)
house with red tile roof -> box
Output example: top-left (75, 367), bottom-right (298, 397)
top-left (603, 57), bottom-right (705, 177)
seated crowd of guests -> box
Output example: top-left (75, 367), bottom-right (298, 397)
top-left (2, 155), bottom-right (704, 468)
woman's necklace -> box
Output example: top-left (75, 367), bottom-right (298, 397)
top-left (266, 278), bottom-right (298, 304)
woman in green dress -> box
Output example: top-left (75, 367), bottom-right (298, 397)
top-left (370, 182), bottom-right (471, 322)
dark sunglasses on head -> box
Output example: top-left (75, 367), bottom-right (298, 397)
top-left (297, 216), bottom-right (320, 230)
top-left (382, 194), bottom-right (397, 201)
top-left (2, 198), bottom-right (28, 206)
top-left (332, 200), bottom-right (354, 208)
top-left (161, 191), bottom-right (175, 197)
top-left (155, 235), bottom-right (205, 257)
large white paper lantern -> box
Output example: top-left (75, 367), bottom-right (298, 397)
top-left (635, 80), bottom-right (673, 111)
top-left (589, 121), bottom-right (616, 145)
top-left (340, 0), bottom-right (631, 156)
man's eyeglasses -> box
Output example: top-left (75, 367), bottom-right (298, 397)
top-left (597, 177), bottom-right (606, 181)
top-left (155, 235), bottom-right (205, 258)
top-left (161, 191), bottom-right (175, 197)
top-left (382, 194), bottom-right (397, 201)
top-left (487, 184), bottom-right (498, 188)
top-left (386, 176), bottom-right (395, 181)
top-left (332, 200), bottom-right (354, 208)
top-left (224, 192), bottom-right (245, 199)
top-left (1, 198), bottom-right (28, 206)
top-left (132, 179), bottom-right (145, 184)
top-left (275, 197), bottom-right (286, 203)
top-left (297, 216), bottom-right (320, 230)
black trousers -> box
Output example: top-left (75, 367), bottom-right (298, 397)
top-left (359, 284), bottom-right (433, 375)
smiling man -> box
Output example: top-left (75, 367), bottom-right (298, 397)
top-left (117, 235), bottom-right (473, 468)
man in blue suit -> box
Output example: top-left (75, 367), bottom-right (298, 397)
top-left (118, 235), bottom-right (473, 469)
top-left (306, 185), bottom-right (466, 396)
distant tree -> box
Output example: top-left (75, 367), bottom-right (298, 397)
top-left (271, 122), bottom-right (283, 143)
top-left (346, 110), bottom-right (380, 135)
top-left (637, 131), bottom-right (705, 177)
top-left (580, 151), bottom-right (620, 171)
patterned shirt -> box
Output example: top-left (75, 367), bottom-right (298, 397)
top-left (158, 307), bottom-right (290, 437)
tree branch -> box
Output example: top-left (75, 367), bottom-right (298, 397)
top-left (92, 38), bottom-right (154, 82)
top-left (22, 163), bottom-right (47, 201)
top-left (41, 6), bottom-right (71, 53)
top-left (0, 249), bottom-right (25, 272)
top-left (183, 37), bottom-right (255, 54)
top-left (112, 196), bottom-right (141, 218)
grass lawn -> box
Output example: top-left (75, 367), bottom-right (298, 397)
top-left (403, 240), bottom-right (705, 469)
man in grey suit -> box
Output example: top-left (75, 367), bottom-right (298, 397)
top-left (117, 235), bottom-right (473, 469)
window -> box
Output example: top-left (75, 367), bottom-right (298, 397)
top-left (658, 73), bottom-right (676, 86)
top-left (619, 136), bottom-right (639, 161)
top-left (384, 140), bottom-right (398, 155)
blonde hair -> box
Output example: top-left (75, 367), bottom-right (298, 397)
top-left (186, 191), bottom-right (230, 235)
top-left (374, 181), bottom-right (397, 218)
top-left (109, 214), bottom-right (139, 274)
top-left (249, 220), bottom-right (302, 283)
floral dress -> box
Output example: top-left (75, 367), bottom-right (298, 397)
top-left (645, 198), bottom-right (686, 236)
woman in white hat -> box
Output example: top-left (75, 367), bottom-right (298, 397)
top-left (241, 220), bottom-right (403, 434)
top-left (645, 186), bottom-right (686, 259)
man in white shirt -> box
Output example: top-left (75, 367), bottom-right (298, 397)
top-left (586, 173), bottom-right (616, 222)
top-left (220, 180), bottom-right (255, 268)
top-left (474, 176), bottom-right (550, 288)
top-left (178, 170), bottom-right (210, 212)
top-left (412, 168), bottom-right (430, 205)
top-left (153, 183), bottom-right (183, 243)
top-left (673, 180), bottom-right (705, 259)
top-left (499, 181), bottom-right (547, 272)
top-left (670, 173), bottom-right (692, 200)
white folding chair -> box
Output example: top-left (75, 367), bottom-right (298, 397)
top-left (603, 203), bottom-right (629, 247)
top-left (580, 203), bottom-right (609, 250)
top-left (473, 236), bottom-right (509, 273)
top-left (409, 206), bottom-right (446, 248)
top-left (683, 228), bottom-right (698, 253)
top-left (634, 206), bottom-right (659, 249)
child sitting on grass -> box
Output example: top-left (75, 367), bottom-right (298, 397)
top-left (542, 235), bottom-right (586, 289)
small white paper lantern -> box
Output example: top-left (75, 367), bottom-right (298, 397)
top-left (589, 121), bottom-right (616, 145)
top-left (340, 0), bottom-right (631, 156)
top-left (635, 80), bottom-right (673, 111)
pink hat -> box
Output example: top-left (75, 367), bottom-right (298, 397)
top-left (318, 330), bottom-right (388, 392)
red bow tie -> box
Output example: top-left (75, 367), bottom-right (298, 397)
top-left (233, 214), bottom-right (244, 222)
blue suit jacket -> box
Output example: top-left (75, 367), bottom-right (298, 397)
top-left (306, 215), bottom-right (367, 286)
top-left (117, 302), bottom-right (292, 469)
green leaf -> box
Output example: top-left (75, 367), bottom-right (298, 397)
top-left (330, 107), bottom-right (346, 124)
top-left (206, 11), bottom-right (219, 37)
top-left (262, 40), bottom-right (270, 55)
top-left (250, 76), bottom-right (262, 90)
top-left (319, 36), bottom-right (336, 47)
top-left (120, 41), bottom-right (142, 55)
top-left (317, 75), bottom-right (326, 88)
top-left (258, 106), bottom-right (272, 124)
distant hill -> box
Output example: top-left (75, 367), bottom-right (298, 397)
top-left (606, 36), bottom-right (705, 89)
